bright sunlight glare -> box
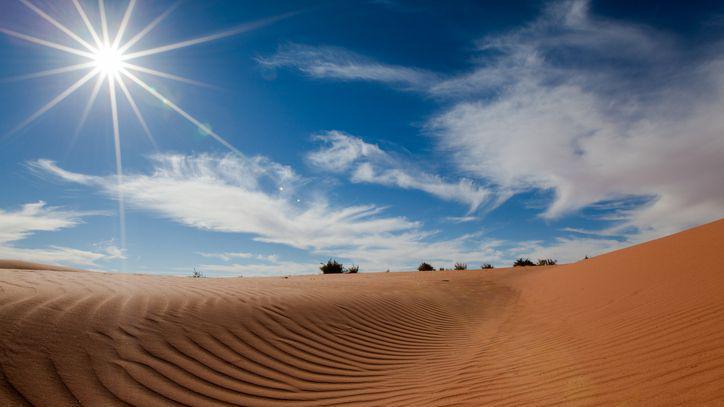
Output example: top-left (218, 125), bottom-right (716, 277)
top-left (93, 45), bottom-right (123, 75)
top-left (1, 0), bottom-right (293, 256)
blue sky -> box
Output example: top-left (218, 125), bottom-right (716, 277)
top-left (1, 0), bottom-right (723, 276)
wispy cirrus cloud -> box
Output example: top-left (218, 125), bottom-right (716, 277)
top-left (0, 201), bottom-right (118, 266)
top-left (196, 251), bottom-right (280, 263)
top-left (32, 153), bottom-right (507, 271)
top-left (32, 154), bottom-right (418, 251)
top-left (445, 216), bottom-right (479, 223)
top-left (196, 251), bottom-right (254, 261)
top-left (0, 201), bottom-right (81, 244)
top-left (429, 0), bottom-right (724, 241)
top-left (197, 260), bottom-right (319, 276)
top-left (194, 249), bottom-right (312, 277)
top-left (307, 130), bottom-right (491, 212)
top-left (263, 0), bottom-right (724, 249)
top-left (257, 43), bottom-right (439, 90)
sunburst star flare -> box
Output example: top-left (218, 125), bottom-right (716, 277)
top-left (2, 0), bottom-right (295, 254)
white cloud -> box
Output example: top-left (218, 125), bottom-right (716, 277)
top-left (196, 251), bottom-right (254, 261)
top-left (89, 239), bottom-right (126, 260)
top-left (102, 245), bottom-right (126, 260)
top-left (34, 154), bottom-right (418, 252)
top-left (328, 234), bottom-right (507, 272)
top-left (308, 130), bottom-right (491, 212)
top-left (445, 216), bottom-right (479, 223)
top-left (197, 260), bottom-right (319, 277)
top-left (258, 43), bottom-right (439, 90)
top-left (308, 130), bottom-right (386, 171)
top-left (0, 201), bottom-right (113, 266)
top-left (196, 251), bottom-right (281, 263)
top-left (269, 1), bottom-right (724, 245)
top-left (0, 201), bottom-right (81, 244)
top-left (195, 251), bottom-right (316, 277)
top-left (33, 153), bottom-right (507, 272)
top-left (428, 0), bottom-right (724, 241)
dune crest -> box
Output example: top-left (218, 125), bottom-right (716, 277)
top-left (0, 260), bottom-right (86, 273)
top-left (1, 219), bottom-right (723, 406)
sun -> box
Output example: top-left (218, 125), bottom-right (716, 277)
top-left (2, 0), bottom-right (290, 253)
top-left (93, 45), bottom-right (124, 76)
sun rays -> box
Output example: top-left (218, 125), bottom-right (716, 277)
top-left (2, 0), bottom-right (292, 252)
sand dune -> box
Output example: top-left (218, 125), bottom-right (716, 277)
top-left (1, 220), bottom-right (723, 406)
top-left (0, 260), bottom-right (86, 273)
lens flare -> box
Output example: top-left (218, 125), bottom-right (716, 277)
top-left (2, 0), bottom-right (295, 255)
top-left (93, 45), bottom-right (123, 75)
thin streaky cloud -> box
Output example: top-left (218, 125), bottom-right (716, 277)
top-left (445, 216), bottom-right (479, 224)
top-left (271, 0), bottom-right (724, 249)
top-left (33, 154), bottom-right (511, 271)
top-left (428, 0), bottom-right (724, 240)
top-left (197, 261), bottom-right (318, 277)
top-left (196, 251), bottom-right (254, 261)
top-left (3, 0), bottom-right (301, 257)
top-left (0, 202), bottom-right (113, 267)
top-left (308, 131), bottom-right (491, 212)
top-left (258, 43), bottom-right (439, 90)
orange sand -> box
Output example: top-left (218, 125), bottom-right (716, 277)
top-left (1, 219), bottom-right (723, 406)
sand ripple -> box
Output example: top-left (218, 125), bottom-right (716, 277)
top-left (1, 220), bottom-right (723, 405)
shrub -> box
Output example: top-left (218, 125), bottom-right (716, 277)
top-left (453, 262), bottom-right (467, 270)
top-left (320, 260), bottom-right (360, 274)
top-left (191, 267), bottom-right (205, 278)
top-left (513, 258), bottom-right (535, 267)
top-left (439, 267), bottom-right (445, 271)
top-left (481, 263), bottom-right (494, 269)
top-left (537, 258), bottom-right (558, 266)
top-left (418, 262), bottom-right (434, 271)
top-left (320, 259), bottom-right (344, 274)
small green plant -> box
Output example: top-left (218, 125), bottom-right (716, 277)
top-left (537, 258), bottom-right (558, 266)
top-left (453, 262), bottom-right (467, 270)
top-left (418, 262), bottom-right (434, 271)
top-left (513, 258), bottom-right (535, 267)
top-left (320, 259), bottom-right (344, 274)
top-left (346, 265), bottom-right (359, 274)
top-left (191, 267), bottom-right (205, 278)
top-left (481, 263), bottom-right (494, 269)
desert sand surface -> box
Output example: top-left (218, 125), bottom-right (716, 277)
top-left (1, 219), bottom-right (723, 406)
top-left (0, 260), bottom-right (86, 273)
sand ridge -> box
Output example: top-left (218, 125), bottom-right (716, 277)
top-left (0, 260), bottom-right (86, 273)
top-left (0, 219), bottom-right (723, 405)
